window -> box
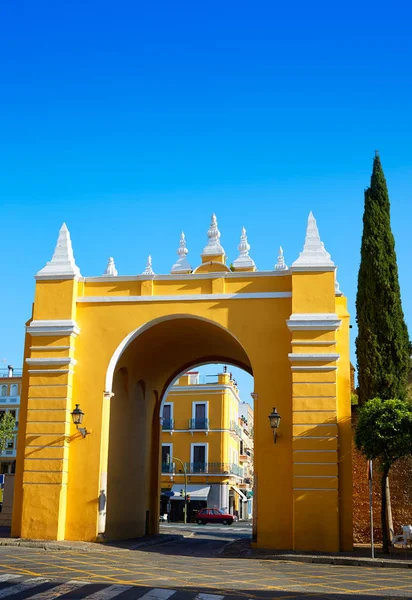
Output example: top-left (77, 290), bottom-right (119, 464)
top-left (10, 384), bottom-right (18, 396)
top-left (162, 403), bottom-right (173, 430)
top-left (191, 402), bottom-right (208, 429)
top-left (7, 440), bottom-right (13, 449)
top-left (9, 410), bottom-right (16, 420)
top-left (0, 385), bottom-right (7, 397)
top-left (191, 443), bottom-right (207, 473)
top-left (161, 444), bottom-right (173, 473)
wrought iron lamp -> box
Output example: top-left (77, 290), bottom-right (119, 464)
top-left (70, 404), bottom-right (90, 438)
top-left (268, 407), bottom-right (281, 443)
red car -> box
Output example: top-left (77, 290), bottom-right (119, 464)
top-left (196, 508), bottom-right (233, 525)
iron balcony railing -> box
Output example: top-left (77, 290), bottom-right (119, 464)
top-left (162, 418), bottom-right (174, 430)
top-left (230, 420), bottom-right (243, 438)
top-left (188, 418), bottom-right (210, 430)
top-left (161, 462), bottom-right (175, 474)
top-left (185, 462), bottom-right (244, 476)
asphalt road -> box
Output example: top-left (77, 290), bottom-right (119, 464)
top-left (0, 527), bottom-right (410, 599)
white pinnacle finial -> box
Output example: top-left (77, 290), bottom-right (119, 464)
top-left (104, 257), bottom-right (118, 276)
top-left (171, 232), bottom-right (192, 273)
top-left (232, 227), bottom-right (256, 270)
top-left (335, 270), bottom-right (343, 295)
top-left (201, 213), bottom-right (225, 257)
top-left (292, 211), bottom-right (335, 269)
top-left (142, 255), bottom-right (155, 275)
top-left (36, 223), bottom-right (81, 278)
top-left (275, 246), bottom-right (288, 271)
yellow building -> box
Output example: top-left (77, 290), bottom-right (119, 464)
top-left (12, 212), bottom-right (352, 552)
top-left (160, 369), bottom-right (253, 522)
top-left (0, 366), bottom-right (21, 476)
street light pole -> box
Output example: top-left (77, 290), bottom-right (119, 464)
top-left (167, 455), bottom-right (188, 524)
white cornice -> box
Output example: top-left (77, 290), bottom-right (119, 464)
top-left (291, 340), bottom-right (337, 346)
top-left (287, 313), bottom-right (341, 331)
top-left (35, 274), bottom-right (81, 281)
top-left (27, 369), bottom-right (74, 374)
top-left (83, 270), bottom-right (290, 282)
top-left (288, 353), bottom-right (340, 362)
top-left (169, 384), bottom-right (241, 402)
top-left (291, 366), bottom-right (338, 371)
top-left (26, 358), bottom-right (77, 366)
top-left (77, 291), bottom-right (292, 303)
top-left (26, 320), bottom-right (81, 337)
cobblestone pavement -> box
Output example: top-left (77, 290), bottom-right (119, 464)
top-left (0, 534), bottom-right (410, 599)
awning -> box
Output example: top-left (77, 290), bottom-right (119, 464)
top-left (231, 485), bottom-right (248, 502)
top-left (170, 484), bottom-right (210, 501)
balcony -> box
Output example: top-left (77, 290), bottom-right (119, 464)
top-left (162, 418), bottom-right (174, 431)
top-left (230, 420), bottom-right (242, 438)
top-left (185, 462), bottom-right (243, 477)
top-left (161, 462), bottom-right (175, 474)
top-left (189, 418), bottom-right (209, 430)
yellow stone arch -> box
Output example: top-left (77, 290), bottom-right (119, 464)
top-left (12, 214), bottom-right (352, 552)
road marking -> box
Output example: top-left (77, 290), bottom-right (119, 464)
top-left (0, 577), bottom-right (49, 598)
top-left (139, 589), bottom-right (176, 599)
top-left (28, 580), bottom-right (89, 599)
top-left (196, 595), bottom-right (225, 600)
top-left (0, 575), bottom-right (22, 582)
top-left (86, 584), bottom-right (135, 598)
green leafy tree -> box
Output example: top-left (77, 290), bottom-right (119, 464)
top-left (356, 153), bottom-right (411, 405)
top-left (355, 398), bottom-right (412, 553)
top-left (0, 412), bottom-right (16, 455)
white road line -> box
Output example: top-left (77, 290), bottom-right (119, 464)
top-left (28, 580), bottom-right (88, 599)
top-left (196, 594), bottom-right (225, 600)
top-left (86, 584), bottom-right (135, 599)
top-left (0, 575), bottom-right (22, 582)
top-left (0, 577), bottom-right (49, 598)
top-left (138, 589), bottom-right (176, 600)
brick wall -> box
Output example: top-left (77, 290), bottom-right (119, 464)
top-left (352, 441), bottom-right (412, 543)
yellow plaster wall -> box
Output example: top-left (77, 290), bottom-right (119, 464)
top-left (13, 263), bottom-right (352, 552)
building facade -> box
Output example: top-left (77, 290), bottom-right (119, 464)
top-left (0, 366), bottom-right (21, 475)
top-left (160, 369), bottom-right (254, 522)
top-left (12, 213), bottom-right (352, 552)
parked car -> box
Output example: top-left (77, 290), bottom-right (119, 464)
top-left (196, 508), bottom-right (233, 525)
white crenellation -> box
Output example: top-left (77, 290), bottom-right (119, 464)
top-left (201, 213), bottom-right (225, 257)
top-left (143, 255), bottom-right (155, 275)
top-left (171, 232), bottom-right (192, 273)
top-left (275, 246), bottom-right (288, 271)
top-left (36, 223), bottom-right (81, 278)
top-left (104, 257), bottom-right (118, 276)
top-left (292, 211), bottom-right (335, 269)
top-left (232, 227), bottom-right (256, 269)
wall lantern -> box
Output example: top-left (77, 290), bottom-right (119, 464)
top-left (70, 404), bottom-right (90, 438)
top-left (268, 407), bottom-right (281, 443)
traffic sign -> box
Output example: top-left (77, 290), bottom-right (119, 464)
top-left (163, 490), bottom-right (175, 497)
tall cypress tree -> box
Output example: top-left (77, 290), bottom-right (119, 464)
top-left (356, 152), bottom-right (411, 404)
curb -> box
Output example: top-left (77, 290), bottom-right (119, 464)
top-left (260, 554), bottom-right (412, 569)
top-left (221, 541), bottom-right (412, 569)
top-left (0, 534), bottom-right (181, 553)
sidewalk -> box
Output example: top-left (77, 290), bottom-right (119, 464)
top-left (0, 533), bottom-right (182, 553)
top-left (221, 539), bottom-right (412, 569)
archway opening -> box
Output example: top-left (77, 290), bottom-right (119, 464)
top-left (105, 316), bottom-right (254, 540)
top-left (159, 362), bottom-right (254, 527)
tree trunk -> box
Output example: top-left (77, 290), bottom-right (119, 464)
top-left (386, 476), bottom-right (394, 544)
top-left (381, 465), bottom-right (390, 554)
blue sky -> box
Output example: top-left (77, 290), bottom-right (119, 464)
top-left (1, 1), bottom-right (411, 401)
